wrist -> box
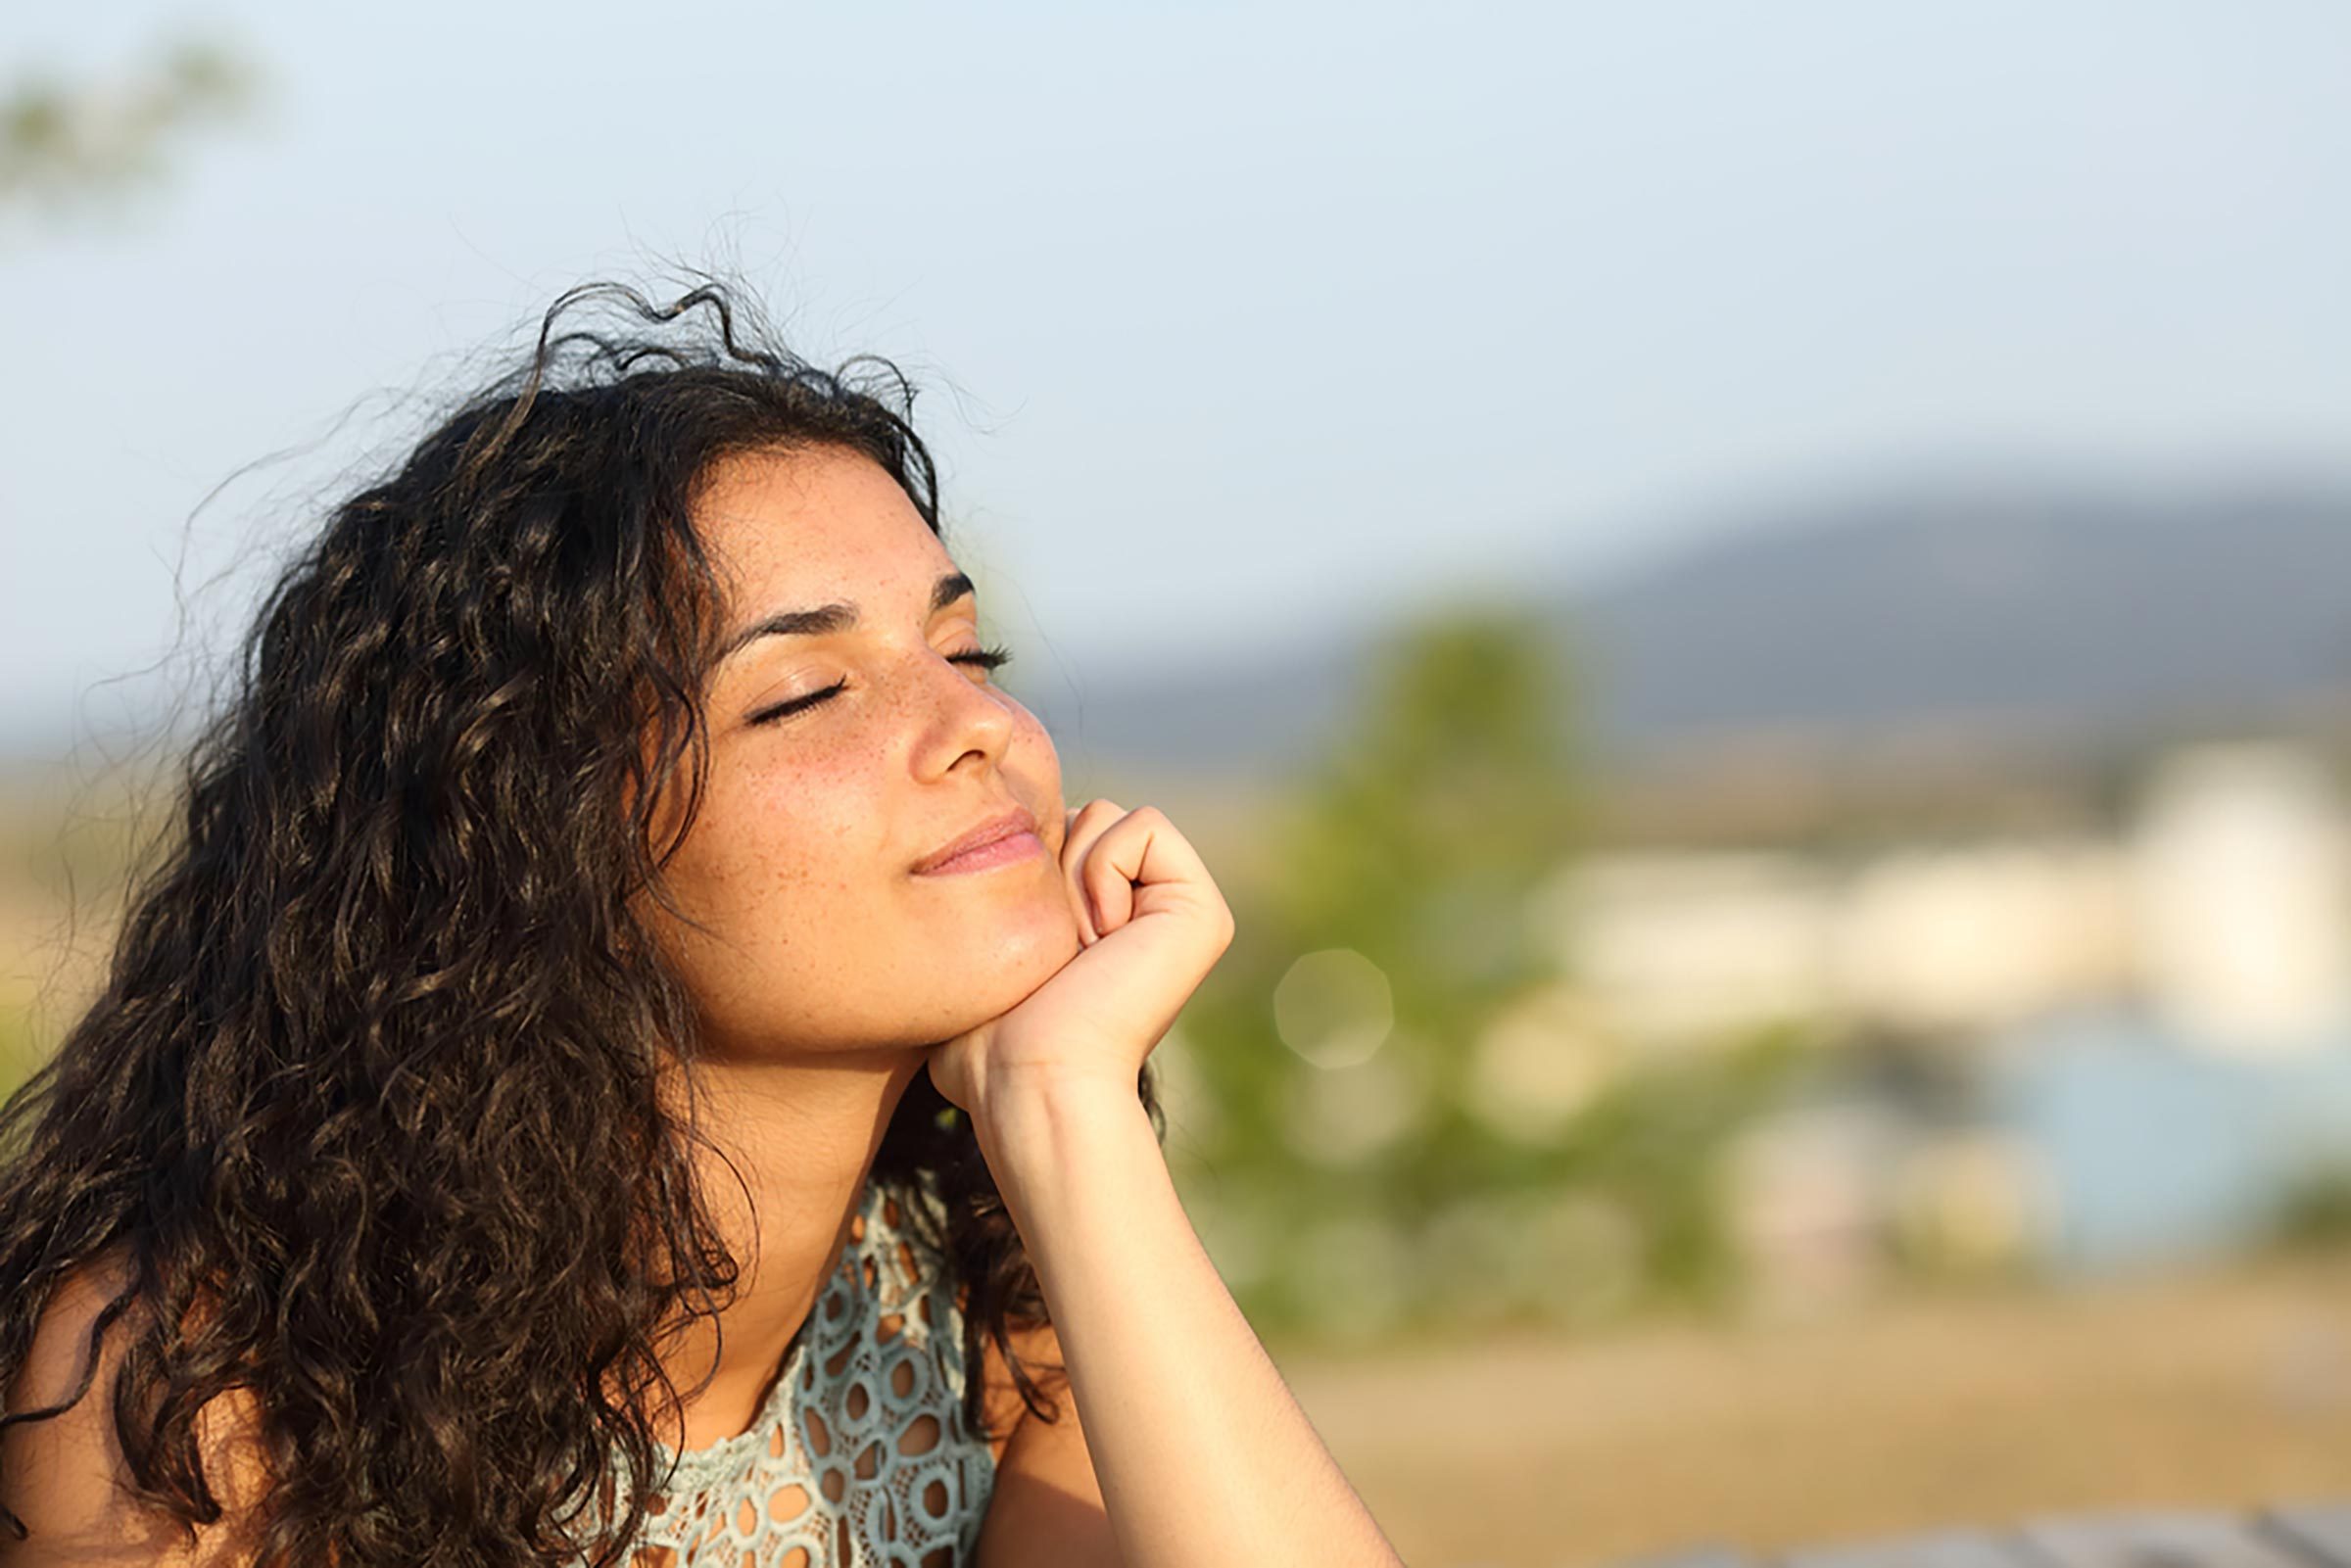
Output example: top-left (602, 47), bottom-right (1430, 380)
top-left (973, 1069), bottom-right (1157, 1185)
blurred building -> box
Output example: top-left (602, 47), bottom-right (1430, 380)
top-left (2130, 743), bottom-right (2351, 1055)
top-left (1534, 836), bottom-right (2136, 1053)
top-left (1539, 739), bottom-right (2351, 1055)
top-left (1535, 737), bottom-right (2351, 1286)
top-left (1531, 851), bottom-right (1839, 1052)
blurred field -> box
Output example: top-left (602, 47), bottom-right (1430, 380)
top-left (0, 767), bottom-right (154, 1097)
top-left (1273, 1256), bottom-right (2351, 1568)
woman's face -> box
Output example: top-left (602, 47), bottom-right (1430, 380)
top-left (642, 443), bottom-right (1081, 1058)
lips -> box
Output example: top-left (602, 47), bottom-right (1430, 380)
top-left (910, 807), bottom-right (1038, 875)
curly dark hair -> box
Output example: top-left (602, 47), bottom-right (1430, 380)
top-left (0, 276), bottom-right (1163, 1565)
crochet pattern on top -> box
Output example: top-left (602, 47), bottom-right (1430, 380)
top-left (575, 1173), bottom-right (1000, 1568)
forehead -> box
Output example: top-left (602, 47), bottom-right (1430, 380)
top-left (691, 445), bottom-right (950, 605)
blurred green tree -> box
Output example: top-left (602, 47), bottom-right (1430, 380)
top-left (1169, 600), bottom-right (1800, 1345)
top-left (2, 33), bottom-right (261, 219)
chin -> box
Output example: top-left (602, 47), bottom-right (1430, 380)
top-left (923, 911), bottom-right (1081, 1031)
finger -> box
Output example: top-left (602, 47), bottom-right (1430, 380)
top-left (1081, 830), bottom-right (1137, 935)
top-left (1060, 798), bottom-right (1125, 942)
top-left (1061, 796), bottom-right (1120, 859)
top-left (1080, 805), bottom-right (1227, 938)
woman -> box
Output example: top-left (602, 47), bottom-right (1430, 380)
top-left (0, 279), bottom-right (1403, 1567)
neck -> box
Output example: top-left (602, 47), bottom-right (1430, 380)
top-left (648, 1044), bottom-right (932, 1451)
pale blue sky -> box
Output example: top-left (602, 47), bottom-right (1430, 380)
top-left (5, 1), bottom-right (2347, 752)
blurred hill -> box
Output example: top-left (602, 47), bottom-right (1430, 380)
top-left (1579, 481), bottom-right (2351, 748)
top-left (1040, 478), bottom-right (2351, 791)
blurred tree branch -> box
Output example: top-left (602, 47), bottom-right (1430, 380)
top-left (2, 33), bottom-right (264, 216)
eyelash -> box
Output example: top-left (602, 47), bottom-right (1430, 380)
top-left (746, 645), bottom-right (1014, 727)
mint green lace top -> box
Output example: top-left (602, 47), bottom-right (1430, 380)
top-left (570, 1175), bottom-right (999, 1567)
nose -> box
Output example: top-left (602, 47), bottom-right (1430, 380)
top-left (910, 645), bottom-right (1018, 780)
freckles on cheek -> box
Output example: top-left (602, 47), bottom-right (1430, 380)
top-left (1014, 710), bottom-right (1064, 787)
top-left (727, 748), bottom-right (874, 891)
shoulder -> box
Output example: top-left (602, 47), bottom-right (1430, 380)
top-left (0, 1251), bottom-right (269, 1567)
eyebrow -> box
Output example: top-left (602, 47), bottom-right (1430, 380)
top-left (718, 570), bottom-right (977, 663)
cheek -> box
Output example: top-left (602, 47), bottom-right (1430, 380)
top-left (666, 744), bottom-right (878, 932)
top-left (1005, 702), bottom-right (1065, 819)
top-left (651, 751), bottom-right (906, 1046)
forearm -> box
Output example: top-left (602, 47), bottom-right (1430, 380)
top-left (975, 1080), bottom-right (1404, 1568)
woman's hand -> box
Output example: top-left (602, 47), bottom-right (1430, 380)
top-left (929, 806), bottom-right (1402, 1568)
top-left (926, 799), bottom-right (1235, 1126)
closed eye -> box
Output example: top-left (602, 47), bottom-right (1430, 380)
top-left (745, 645), bottom-right (1013, 727)
top-left (953, 645), bottom-right (1014, 677)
